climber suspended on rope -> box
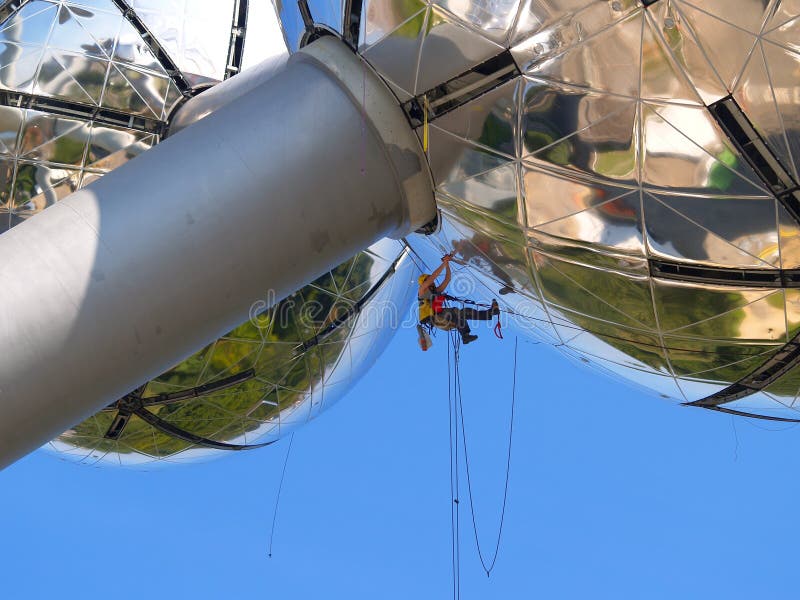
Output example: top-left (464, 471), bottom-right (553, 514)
top-left (417, 251), bottom-right (498, 348)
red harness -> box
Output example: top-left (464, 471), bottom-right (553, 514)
top-left (432, 294), bottom-right (445, 314)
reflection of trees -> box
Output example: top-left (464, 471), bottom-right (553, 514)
top-left (440, 94), bottom-right (780, 381)
top-left (446, 190), bottom-right (782, 383)
top-left (537, 255), bottom-right (778, 378)
top-left (764, 365), bottom-right (800, 401)
top-left (436, 73), bottom-right (781, 384)
top-left (62, 253), bottom-right (376, 458)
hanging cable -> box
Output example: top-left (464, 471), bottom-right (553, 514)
top-left (454, 337), bottom-right (461, 600)
top-left (458, 335), bottom-right (516, 576)
top-left (447, 336), bottom-right (461, 600)
top-left (448, 331), bottom-right (517, 578)
top-left (268, 432), bottom-right (294, 558)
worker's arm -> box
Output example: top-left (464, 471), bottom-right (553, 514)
top-left (438, 260), bottom-right (452, 292)
top-left (418, 253), bottom-right (452, 296)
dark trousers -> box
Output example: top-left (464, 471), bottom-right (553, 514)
top-left (430, 307), bottom-right (493, 339)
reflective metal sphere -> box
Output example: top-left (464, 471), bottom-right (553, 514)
top-left (3, 0), bottom-right (800, 461)
top-left (279, 0), bottom-right (800, 420)
top-left (50, 238), bottom-right (415, 466)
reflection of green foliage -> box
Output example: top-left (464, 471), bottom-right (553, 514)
top-left (395, 1), bottom-right (429, 38)
top-left (534, 231), bottom-right (646, 272)
top-left (543, 140), bottom-right (572, 165)
top-left (521, 85), bottom-right (557, 146)
top-left (764, 365), bottom-right (800, 400)
top-left (663, 20), bottom-right (683, 50)
top-left (653, 283), bottom-right (744, 334)
top-left (708, 148), bottom-right (738, 191)
top-left (524, 130), bottom-right (572, 165)
top-left (447, 101), bottom-right (774, 383)
top-left (492, 197), bottom-right (518, 223)
top-left (478, 113), bottom-right (514, 157)
top-left (593, 149), bottom-right (636, 178)
top-left (666, 338), bottom-right (771, 380)
top-left (767, 292), bottom-right (785, 310)
top-left (12, 163), bottom-right (35, 204)
top-left (440, 197), bottom-right (526, 261)
top-left (522, 113), bottom-right (570, 166)
top-left (520, 84), bottom-right (636, 177)
top-left (537, 255), bottom-right (775, 377)
top-left (443, 194), bottom-right (777, 382)
top-left (64, 252), bottom-right (376, 459)
top-left (53, 135), bottom-right (86, 166)
top-left (540, 259), bottom-right (656, 330)
top-left (524, 131), bottom-right (553, 153)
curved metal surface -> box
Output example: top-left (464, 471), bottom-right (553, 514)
top-left (0, 0), bottom-right (291, 230)
top-left (394, 0), bottom-right (800, 421)
top-left (110, 0), bottom-right (192, 93)
top-left (129, 404), bottom-right (275, 451)
top-left (687, 404), bottom-right (800, 424)
top-left (52, 240), bottom-right (416, 466)
top-left (0, 27), bottom-right (432, 469)
top-left (300, 37), bottom-right (436, 234)
top-left (127, 0), bottom-right (236, 83)
top-left (0, 0), bottom-right (799, 470)
top-left (167, 52), bottom-right (289, 136)
top-left (0, 3), bottom-right (424, 468)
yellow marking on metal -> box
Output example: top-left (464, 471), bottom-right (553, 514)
top-left (423, 96), bottom-right (429, 153)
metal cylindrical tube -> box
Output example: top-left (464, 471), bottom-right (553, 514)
top-left (167, 53), bottom-right (290, 136)
top-left (0, 37), bottom-right (434, 469)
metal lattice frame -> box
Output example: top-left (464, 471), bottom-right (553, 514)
top-left (375, 1), bottom-right (800, 421)
top-left (0, 89), bottom-right (165, 134)
top-left (224, 0), bottom-right (248, 79)
top-left (100, 249), bottom-right (408, 451)
top-left (109, 0), bottom-right (193, 95)
top-left (102, 370), bottom-right (277, 450)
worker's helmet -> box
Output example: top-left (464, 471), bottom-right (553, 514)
top-left (418, 274), bottom-right (430, 285)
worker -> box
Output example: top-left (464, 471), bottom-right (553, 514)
top-left (418, 252), bottom-right (499, 345)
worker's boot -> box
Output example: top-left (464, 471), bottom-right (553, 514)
top-left (490, 299), bottom-right (500, 316)
top-left (462, 334), bottom-right (478, 345)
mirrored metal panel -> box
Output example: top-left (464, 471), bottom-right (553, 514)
top-left (130, 0), bottom-right (236, 82)
top-left (403, 1), bottom-right (800, 421)
top-left (50, 239), bottom-right (415, 466)
top-left (2, 0), bottom-right (799, 459)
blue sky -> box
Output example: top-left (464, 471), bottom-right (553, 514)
top-left (2, 324), bottom-right (799, 599)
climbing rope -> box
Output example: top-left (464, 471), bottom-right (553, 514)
top-left (447, 332), bottom-right (518, 578)
top-left (268, 432), bottom-right (294, 558)
top-left (447, 337), bottom-right (461, 600)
